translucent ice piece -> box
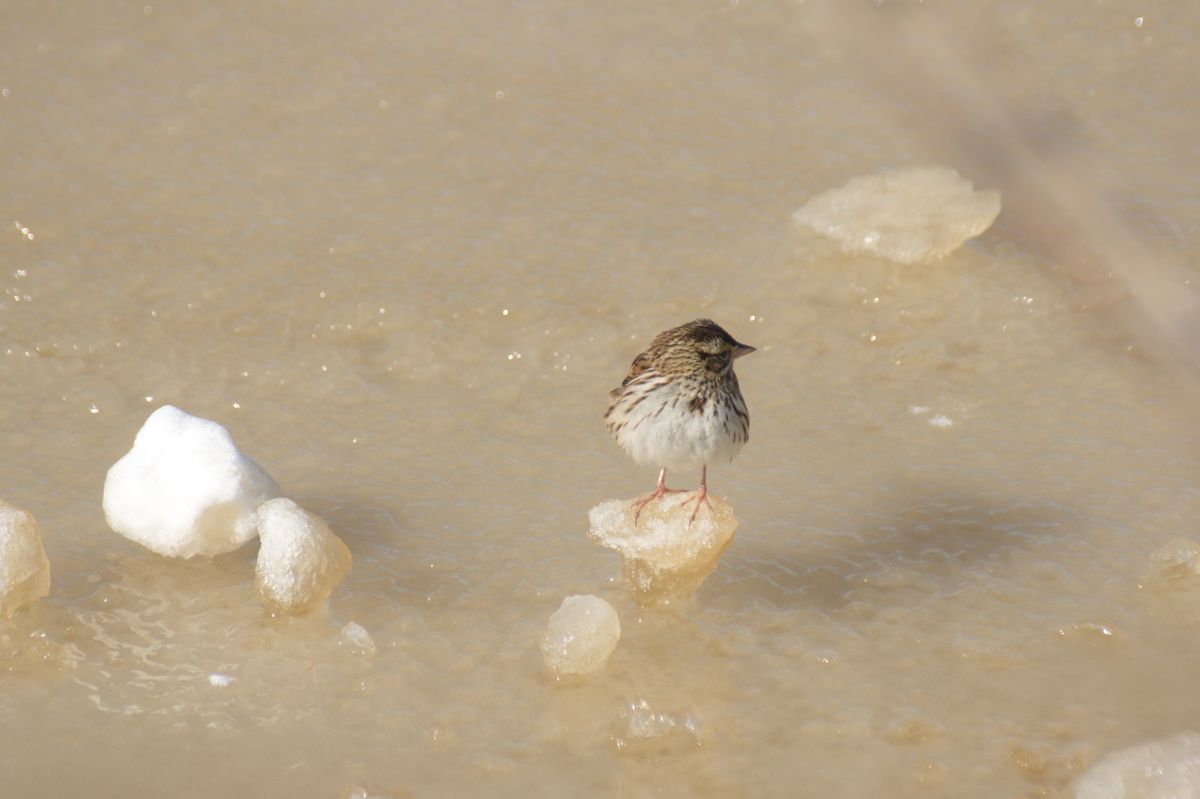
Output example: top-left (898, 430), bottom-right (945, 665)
top-left (1148, 539), bottom-right (1200, 580)
top-left (793, 166), bottom-right (1001, 264)
top-left (1074, 732), bottom-right (1200, 799)
top-left (255, 498), bottom-right (352, 614)
top-left (102, 405), bottom-right (280, 558)
top-left (0, 500), bottom-right (51, 619)
top-left (588, 493), bottom-right (737, 604)
top-left (611, 699), bottom-right (704, 753)
top-left (540, 594), bottom-right (620, 676)
top-left (341, 621), bottom-right (377, 656)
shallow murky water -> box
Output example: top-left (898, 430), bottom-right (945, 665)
top-left (3, 2), bottom-right (1200, 797)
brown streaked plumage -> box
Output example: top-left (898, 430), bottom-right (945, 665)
top-left (604, 319), bottom-right (754, 523)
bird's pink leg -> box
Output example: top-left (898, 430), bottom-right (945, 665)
top-left (680, 464), bottom-right (714, 524)
top-left (632, 468), bottom-right (683, 524)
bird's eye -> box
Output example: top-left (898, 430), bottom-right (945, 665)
top-left (704, 353), bottom-right (727, 373)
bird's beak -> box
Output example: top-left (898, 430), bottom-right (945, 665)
top-left (733, 343), bottom-right (756, 359)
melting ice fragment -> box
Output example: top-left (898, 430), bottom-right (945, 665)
top-left (793, 166), bottom-right (1001, 264)
top-left (1148, 539), bottom-right (1200, 580)
top-left (588, 493), bottom-right (737, 604)
top-left (102, 405), bottom-right (280, 558)
top-left (1074, 732), bottom-right (1200, 799)
top-left (540, 594), bottom-right (620, 676)
top-left (0, 500), bottom-right (51, 619)
top-left (611, 699), bottom-right (704, 753)
top-left (255, 498), bottom-right (352, 614)
top-left (341, 621), bottom-right (377, 656)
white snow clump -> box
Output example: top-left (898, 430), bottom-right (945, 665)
top-left (0, 500), bottom-right (51, 618)
top-left (102, 405), bottom-right (280, 558)
top-left (541, 594), bottom-right (621, 676)
top-left (255, 498), bottom-right (352, 614)
top-left (793, 165), bottom-right (1001, 264)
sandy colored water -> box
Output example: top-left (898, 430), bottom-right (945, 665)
top-left (2, 1), bottom-right (1200, 797)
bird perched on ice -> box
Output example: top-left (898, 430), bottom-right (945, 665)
top-left (604, 319), bottom-right (754, 523)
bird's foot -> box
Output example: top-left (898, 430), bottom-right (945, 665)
top-left (632, 485), bottom-right (684, 524)
top-left (680, 484), bottom-right (713, 526)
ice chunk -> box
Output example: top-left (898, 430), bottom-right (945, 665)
top-left (1148, 539), bottom-right (1200, 580)
top-left (255, 498), bottom-right (352, 614)
top-left (341, 621), bottom-right (377, 656)
top-left (540, 595), bottom-right (620, 676)
top-left (793, 166), bottom-right (1001, 264)
top-left (207, 673), bottom-right (235, 687)
top-left (1074, 732), bottom-right (1200, 798)
top-left (611, 699), bottom-right (704, 753)
top-left (0, 500), bottom-right (51, 619)
top-left (102, 405), bottom-right (280, 558)
top-left (588, 493), bottom-right (737, 604)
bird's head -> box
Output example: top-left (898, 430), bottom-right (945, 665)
top-left (669, 319), bottom-right (755, 377)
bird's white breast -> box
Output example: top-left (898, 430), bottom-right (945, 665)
top-left (610, 378), bottom-right (746, 473)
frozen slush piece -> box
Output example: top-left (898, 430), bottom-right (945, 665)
top-left (256, 498), bottom-right (352, 614)
top-left (102, 405), bottom-right (280, 557)
top-left (793, 166), bottom-right (1001, 264)
top-left (1148, 538), bottom-right (1200, 580)
top-left (1074, 732), bottom-right (1200, 798)
top-left (0, 500), bottom-right (51, 618)
top-left (611, 699), bottom-right (703, 753)
top-left (541, 594), bottom-right (621, 676)
top-left (341, 621), bottom-right (377, 655)
top-left (588, 493), bottom-right (737, 604)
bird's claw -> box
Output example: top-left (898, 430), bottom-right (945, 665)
top-left (632, 485), bottom-right (684, 524)
top-left (679, 486), bottom-right (712, 526)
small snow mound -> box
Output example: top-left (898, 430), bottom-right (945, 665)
top-left (541, 595), bottom-right (620, 677)
top-left (102, 405), bottom-right (280, 558)
top-left (588, 493), bottom-right (737, 604)
top-left (0, 500), bottom-right (51, 619)
top-left (341, 621), bottom-right (377, 656)
top-left (793, 166), bottom-right (1001, 264)
top-left (207, 673), bottom-right (234, 687)
top-left (255, 498), bottom-right (352, 615)
top-left (1074, 733), bottom-right (1200, 799)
